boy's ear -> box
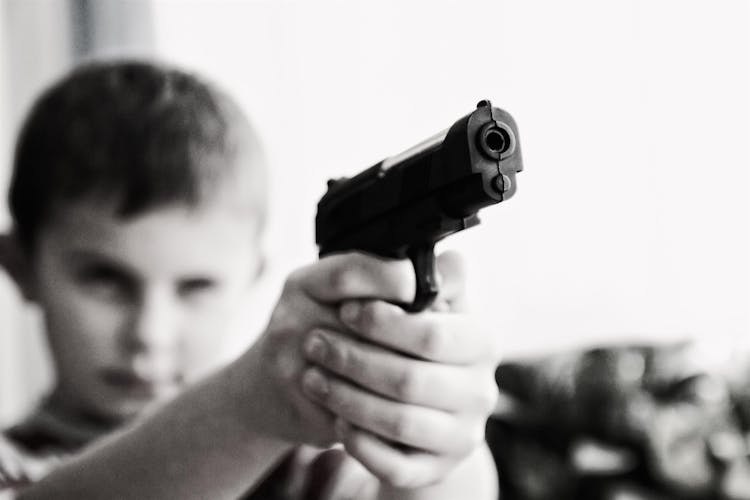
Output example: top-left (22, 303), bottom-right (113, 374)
top-left (0, 231), bottom-right (35, 301)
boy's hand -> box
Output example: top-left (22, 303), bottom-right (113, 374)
top-left (237, 251), bottom-right (426, 447)
top-left (299, 252), bottom-right (500, 488)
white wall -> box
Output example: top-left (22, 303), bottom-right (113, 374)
top-left (152, 0), bottom-right (749, 356)
top-left (1, 0), bottom-right (748, 422)
top-left (0, 0), bottom-right (74, 425)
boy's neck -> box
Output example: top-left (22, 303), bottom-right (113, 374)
top-left (44, 389), bottom-right (125, 441)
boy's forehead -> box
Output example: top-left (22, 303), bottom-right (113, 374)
top-left (39, 198), bottom-right (262, 272)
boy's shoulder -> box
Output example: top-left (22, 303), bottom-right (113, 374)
top-left (0, 401), bottom-right (93, 492)
top-left (4, 401), bottom-right (102, 454)
top-left (0, 427), bottom-right (62, 493)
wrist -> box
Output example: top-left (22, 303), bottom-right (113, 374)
top-left (223, 345), bottom-right (296, 451)
top-left (378, 444), bottom-right (498, 500)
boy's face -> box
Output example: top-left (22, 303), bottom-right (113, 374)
top-left (29, 196), bottom-right (262, 423)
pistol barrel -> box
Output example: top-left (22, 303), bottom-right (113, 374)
top-left (316, 100), bottom-right (522, 257)
top-left (315, 99), bottom-right (522, 311)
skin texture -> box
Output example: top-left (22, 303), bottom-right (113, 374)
top-left (6, 197), bottom-right (498, 499)
top-left (241, 251), bottom-right (500, 495)
top-left (26, 196), bottom-right (262, 424)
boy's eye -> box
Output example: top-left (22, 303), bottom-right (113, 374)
top-left (76, 265), bottom-right (135, 301)
top-left (177, 277), bottom-right (217, 300)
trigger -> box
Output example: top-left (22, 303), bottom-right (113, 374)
top-left (405, 243), bottom-right (439, 312)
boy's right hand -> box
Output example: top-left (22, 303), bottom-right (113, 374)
top-left (233, 252), bottom-right (419, 447)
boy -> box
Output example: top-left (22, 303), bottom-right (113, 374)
top-left (0, 60), bottom-right (499, 499)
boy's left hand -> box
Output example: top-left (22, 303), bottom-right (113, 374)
top-left (300, 251), bottom-right (500, 489)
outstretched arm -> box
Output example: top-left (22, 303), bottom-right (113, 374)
top-left (16, 251), bottom-right (500, 499)
top-left (16, 359), bottom-right (293, 499)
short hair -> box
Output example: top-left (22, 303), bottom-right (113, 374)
top-left (9, 59), bottom-right (267, 250)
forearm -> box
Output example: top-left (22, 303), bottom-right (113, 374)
top-left (377, 444), bottom-right (498, 500)
top-left (18, 360), bottom-right (293, 499)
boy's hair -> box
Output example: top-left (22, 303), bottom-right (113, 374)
top-left (9, 59), bottom-right (267, 250)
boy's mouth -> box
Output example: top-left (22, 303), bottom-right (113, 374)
top-left (100, 368), bottom-right (180, 398)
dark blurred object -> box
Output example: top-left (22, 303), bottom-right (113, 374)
top-left (488, 343), bottom-right (750, 500)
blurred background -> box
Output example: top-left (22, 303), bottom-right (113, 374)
top-left (0, 0), bottom-right (747, 431)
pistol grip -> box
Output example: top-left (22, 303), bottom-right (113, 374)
top-left (404, 244), bottom-right (439, 312)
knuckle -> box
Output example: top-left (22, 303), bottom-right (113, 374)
top-left (386, 411), bottom-right (414, 442)
top-left (323, 382), bottom-right (343, 409)
top-left (419, 322), bottom-right (447, 359)
top-left (328, 262), bottom-right (358, 295)
top-left (326, 384), bottom-right (357, 419)
top-left (357, 301), bottom-right (380, 337)
top-left (327, 338), bottom-right (350, 372)
top-left (393, 367), bottom-right (421, 401)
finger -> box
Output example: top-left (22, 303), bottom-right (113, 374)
top-left (304, 328), bottom-right (499, 413)
top-left (290, 252), bottom-right (415, 305)
top-left (339, 300), bottom-right (497, 364)
top-left (301, 367), bottom-right (481, 456)
top-left (271, 291), bottom-right (346, 333)
top-left (435, 251), bottom-right (468, 312)
top-left (303, 448), bottom-right (378, 500)
top-left (335, 420), bottom-right (449, 489)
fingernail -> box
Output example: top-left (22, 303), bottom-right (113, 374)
top-left (340, 301), bottom-right (361, 326)
top-left (304, 333), bottom-right (327, 361)
top-left (302, 368), bottom-right (329, 398)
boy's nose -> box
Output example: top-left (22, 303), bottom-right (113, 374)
top-left (122, 287), bottom-right (181, 355)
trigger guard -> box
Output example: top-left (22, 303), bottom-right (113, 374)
top-left (405, 245), bottom-right (438, 312)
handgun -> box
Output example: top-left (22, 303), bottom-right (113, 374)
top-left (315, 100), bottom-right (522, 312)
